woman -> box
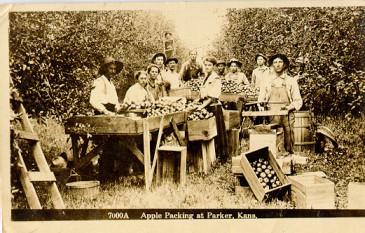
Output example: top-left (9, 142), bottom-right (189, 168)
top-left (198, 56), bottom-right (228, 161)
top-left (146, 64), bottom-right (166, 100)
top-left (124, 70), bottom-right (155, 104)
top-left (90, 56), bottom-right (123, 115)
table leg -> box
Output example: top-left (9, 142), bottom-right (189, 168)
top-left (143, 119), bottom-right (151, 190)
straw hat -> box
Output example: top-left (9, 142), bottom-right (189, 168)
top-left (227, 58), bottom-right (242, 68)
top-left (99, 56), bottom-right (123, 74)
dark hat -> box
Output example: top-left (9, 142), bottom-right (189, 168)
top-left (151, 53), bottom-right (166, 64)
top-left (216, 60), bottom-right (226, 66)
top-left (99, 56), bottom-right (123, 74)
top-left (255, 53), bottom-right (267, 62)
top-left (268, 54), bottom-right (290, 68)
top-left (227, 58), bottom-right (242, 68)
top-left (165, 57), bottom-right (178, 65)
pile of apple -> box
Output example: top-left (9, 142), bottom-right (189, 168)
top-left (221, 80), bottom-right (260, 97)
top-left (185, 79), bottom-right (202, 91)
top-left (188, 108), bottom-right (214, 121)
top-left (145, 99), bottom-right (187, 117)
top-left (250, 157), bottom-right (282, 191)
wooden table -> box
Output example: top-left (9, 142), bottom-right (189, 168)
top-left (64, 112), bottom-right (187, 189)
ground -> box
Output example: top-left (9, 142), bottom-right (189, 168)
top-left (10, 114), bottom-right (365, 209)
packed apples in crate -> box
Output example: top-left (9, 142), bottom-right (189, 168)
top-left (239, 146), bottom-right (291, 202)
top-left (187, 108), bottom-right (217, 141)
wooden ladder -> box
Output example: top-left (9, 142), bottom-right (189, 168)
top-left (11, 100), bottom-right (65, 209)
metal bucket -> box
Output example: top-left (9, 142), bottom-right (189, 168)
top-left (66, 180), bottom-right (100, 198)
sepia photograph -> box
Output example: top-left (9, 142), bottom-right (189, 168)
top-left (2, 0), bottom-right (365, 232)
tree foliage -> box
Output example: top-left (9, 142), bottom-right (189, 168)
top-left (9, 11), bottom-right (181, 120)
top-left (212, 7), bottom-right (364, 115)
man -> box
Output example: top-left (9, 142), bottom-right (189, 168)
top-left (164, 57), bottom-right (181, 90)
top-left (225, 58), bottom-right (250, 85)
top-left (146, 64), bottom-right (166, 100)
top-left (151, 52), bottom-right (167, 83)
top-left (258, 54), bottom-right (303, 155)
top-left (90, 56), bottom-right (123, 115)
top-left (251, 53), bottom-right (269, 88)
top-left (179, 50), bottom-right (203, 82)
top-left (216, 60), bottom-right (226, 79)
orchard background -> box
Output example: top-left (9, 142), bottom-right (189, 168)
top-left (10, 7), bottom-right (364, 120)
top-left (8, 6), bottom-right (365, 209)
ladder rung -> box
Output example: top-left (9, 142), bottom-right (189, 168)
top-left (12, 130), bottom-right (39, 141)
top-left (28, 172), bottom-right (56, 182)
top-left (158, 145), bottom-right (187, 152)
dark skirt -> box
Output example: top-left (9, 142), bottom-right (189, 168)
top-left (208, 103), bottom-right (228, 161)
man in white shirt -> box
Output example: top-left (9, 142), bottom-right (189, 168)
top-left (90, 57), bottom-right (123, 115)
top-left (164, 57), bottom-right (182, 90)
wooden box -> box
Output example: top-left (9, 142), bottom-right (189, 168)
top-left (168, 87), bottom-right (192, 98)
top-left (288, 174), bottom-right (335, 209)
top-left (219, 93), bottom-right (242, 102)
top-left (249, 129), bottom-right (278, 157)
top-left (187, 117), bottom-right (217, 141)
top-left (157, 146), bottom-right (187, 184)
top-left (240, 146), bottom-right (291, 202)
top-left (223, 110), bottom-right (240, 131)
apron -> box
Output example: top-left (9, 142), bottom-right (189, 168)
top-left (268, 78), bottom-right (295, 154)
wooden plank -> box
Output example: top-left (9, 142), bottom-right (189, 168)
top-left (75, 143), bottom-right (104, 170)
top-left (208, 139), bottom-right (216, 164)
top-left (242, 110), bottom-right (288, 117)
top-left (71, 135), bottom-right (80, 164)
top-left (143, 119), bottom-right (151, 190)
top-left (150, 116), bottom-right (165, 184)
top-left (16, 146), bottom-right (42, 209)
top-left (187, 117), bottom-right (217, 141)
top-left (28, 172), bottom-right (56, 182)
top-left (201, 143), bottom-right (208, 174)
top-left (170, 118), bottom-right (186, 146)
top-left (12, 130), bottom-right (39, 141)
top-left (120, 138), bottom-right (144, 165)
top-left (240, 151), bottom-right (265, 201)
top-left (180, 147), bottom-right (187, 185)
top-left (47, 182), bottom-right (66, 209)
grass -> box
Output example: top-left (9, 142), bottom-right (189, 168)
top-left (11, 113), bottom-right (364, 209)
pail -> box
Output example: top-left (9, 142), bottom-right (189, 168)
top-left (293, 111), bottom-right (316, 152)
top-left (66, 180), bottom-right (100, 198)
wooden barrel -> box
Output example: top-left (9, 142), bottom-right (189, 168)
top-left (293, 111), bottom-right (316, 152)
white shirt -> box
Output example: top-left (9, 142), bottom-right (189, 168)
top-left (124, 83), bottom-right (154, 104)
top-left (90, 75), bottom-right (119, 113)
top-left (164, 70), bottom-right (181, 89)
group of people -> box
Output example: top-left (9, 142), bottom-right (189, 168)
top-left (89, 50), bottom-right (303, 156)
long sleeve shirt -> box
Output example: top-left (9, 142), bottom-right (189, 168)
top-left (199, 71), bottom-right (222, 100)
top-left (179, 60), bottom-right (203, 82)
top-left (164, 70), bottom-right (182, 89)
top-left (258, 72), bottom-right (303, 111)
top-left (224, 72), bottom-right (250, 85)
top-left (251, 65), bottom-right (269, 88)
top-left (124, 83), bottom-right (155, 104)
top-left (89, 75), bottom-right (119, 113)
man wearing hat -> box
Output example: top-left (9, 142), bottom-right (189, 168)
top-left (90, 56), bottom-right (123, 115)
top-left (216, 60), bottom-right (226, 79)
top-left (164, 57), bottom-right (182, 90)
top-left (179, 50), bottom-right (203, 82)
top-left (151, 52), bottom-right (167, 83)
top-left (258, 54), bottom-right (303, 155)
top-left (251, 53), bottom-right (269, 88)
top-left (225, 58), bottom-right (250, 85)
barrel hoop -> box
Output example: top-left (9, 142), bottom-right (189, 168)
top-left (294, 141), bottom-right (316, 146)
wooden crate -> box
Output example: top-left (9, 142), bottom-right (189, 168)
top-left (168, 87), bottom-right (192, 98)
top-left (219, 93), bottom-right (243, 102)
top-left (223, 110), bottom-right (240, 131)
top-left (348, 182), bottom-right (365, 209)
top-left (188, 91), bottom-right (200, 100)
top-left (249, 129), bottom-right (278, 157)
top-left (64, 111), bottom-right (186, 135)
top-left (240, 146), bottom-right (291, 202)
top-left (288, 174), bottom-right (335, 209)
top-left (187, 116), bottom-right (217, 141)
